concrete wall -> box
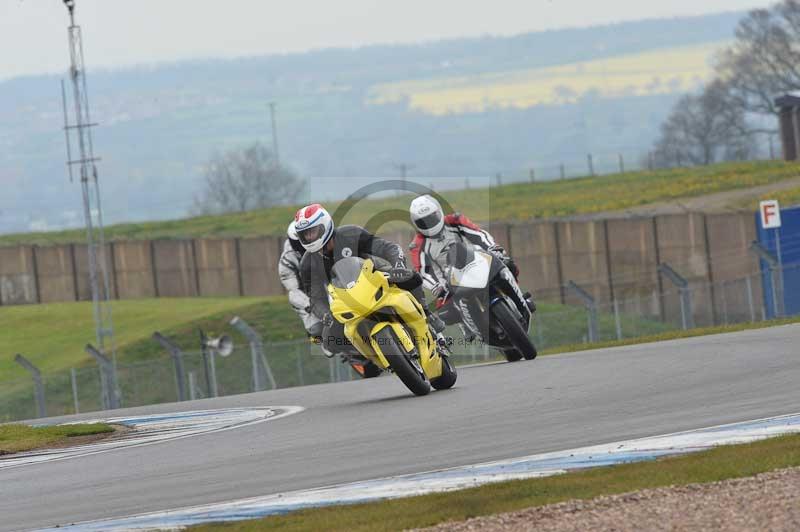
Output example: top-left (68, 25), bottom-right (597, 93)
top-left (509, 222), bottom-right (563, 302)
top-left (654, 214), bottom-right (714, 327)
top-left (0, 213), bottom-right (768, 323)
top-left (152, 240), bottom-right (198, 298)
top-left (112, 241), bottom-right (156, 299)
top-left (238, 237), bottom-right (283, 297)
top-left (606, 218), bottom-right (661, 318)
top-left (705, 212), bottom-right (763, 322)
top-left (0, 246), bottom-right (37, 305)
top-left (34, 245), bottom-right (77, 303)
top-left (194, 239), bottom-right (241, 297)
top-left (557, 220), bottom-right (611, 306)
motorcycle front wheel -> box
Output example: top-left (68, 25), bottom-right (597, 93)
top-left (374, 327), bottom-right (431, 396)
top-left (492, 300), bottom-right (537, 361)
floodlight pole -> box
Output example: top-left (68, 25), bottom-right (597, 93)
top-left (61, 0), bottom-right (118, 373)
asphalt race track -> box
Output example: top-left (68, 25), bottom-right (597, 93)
top-left (2, 325), bottom-right (799, 531)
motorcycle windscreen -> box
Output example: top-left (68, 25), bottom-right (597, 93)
top-left (331, 257), bottom-right (366, 289)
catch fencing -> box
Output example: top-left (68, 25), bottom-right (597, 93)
top-left (2, 261), bottom-right (797, 423)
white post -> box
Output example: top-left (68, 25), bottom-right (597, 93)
top-left (70, 367), bottom-right (80, 414)
top-left (745, 276), bottom-right (755, 322)
top-left (188, 371), bottom-right (198, 400)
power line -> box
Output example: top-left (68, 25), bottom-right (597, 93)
top-left (268, 101), bottom-right (280, 167)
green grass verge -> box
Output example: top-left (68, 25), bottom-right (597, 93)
top-left (748, 185), bottom-right (800, 210)
top-left (0, 161), bottom-right (797, 246)
top-left (193, 433), bottom-right (800, 532)
top-left (0, 423), bottom-right (114, 455)
top-left (0, 297), bottom-right (281, 382)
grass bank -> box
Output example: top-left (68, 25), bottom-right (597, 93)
top-left (194, 433), bottom-right (800, 532)
top-left (0, 423), bottom-right (114, 455)
top-left (0, 161), bottom-right (796, 246)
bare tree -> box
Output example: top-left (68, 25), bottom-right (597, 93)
top-left (716, 1), bottom-right (800, 127)
top-left (193, 142), bottom-right (305, 214)
top-left (651, 81), bottom-right (752, 168)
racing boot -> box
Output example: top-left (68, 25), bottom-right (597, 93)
top-left (523, 291), bottom-right (536, 313)
top-left (425, 309), bottom-right (453, 355)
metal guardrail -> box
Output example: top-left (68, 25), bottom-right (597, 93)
top-left (2, 265), bottom-right (798, 422)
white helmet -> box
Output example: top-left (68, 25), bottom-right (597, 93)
top-left (294, 203), bottom-right (334, 253)
top-left (410, 194), bottom-right (444, 236)
top-left (287, 221), bottom-right (299, 241)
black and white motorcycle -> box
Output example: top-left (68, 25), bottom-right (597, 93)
top-left (438, 241), bottom-right (537, 362)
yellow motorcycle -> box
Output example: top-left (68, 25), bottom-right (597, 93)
top-left (327, 257), bottom-right (457, 396)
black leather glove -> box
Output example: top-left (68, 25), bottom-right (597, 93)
top-left (387, 267), bottom-right (414, 284)
top-left (322, 312), bottom-right (334, 328)
top-left (306, 300), bottom-right (329, 320)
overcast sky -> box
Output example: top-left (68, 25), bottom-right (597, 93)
top-left (0, 0), bottom-right (776, 82)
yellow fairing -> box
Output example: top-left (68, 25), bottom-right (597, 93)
top-left (327, 259), bottom-right (443, 380)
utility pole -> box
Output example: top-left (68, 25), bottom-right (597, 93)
top-left (60, 0), bottom-right (118, 374)
top-left (268, 101), bottom-right (280, 167)
top-left (392, 162), bottom-right (414, 192)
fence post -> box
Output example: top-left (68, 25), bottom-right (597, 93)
top-left (230, 316), bottom-right (277, 391)
top-left (85, 343), bottom-right (120, 410)
top-left (567, 281), bottom-right (598, 342)
top-left (613, 299), bottom-right (623, 340)
top-left (199, 331), bottom-right (218, 398)
top-left (296, 351), bottom-right (305, 386)
top-left (587, 154), bottom-right (594, 176)
top-left (720, 281), bottom-right (729, 325)
top-left (152, 332), bottom-right (187, 401)
top-left (188, 371), bottom-right (199, 400)
top-left (750, 241), bottom-right (782, 318)
top-left (14, 354), bottom-right (46, 419)
top-left (70, 367), bottom-right (80, 414)
top-left (657, 263), bottom-right (694, 330)
top-left (529, 169), bottom-right (535, 183)
top-left (618, 153), bottom-right (625, 174)
top-left (560, 163), bottom-right (566, 180)
top-left (745, 275), bottom-right (756, 322)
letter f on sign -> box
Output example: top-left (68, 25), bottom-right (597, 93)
top-left (760, 200), bottom-right (782, 229)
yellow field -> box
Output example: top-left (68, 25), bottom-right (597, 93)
top-left (368, 42), bottom-right (728, 115)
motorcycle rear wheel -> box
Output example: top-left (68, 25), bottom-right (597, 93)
top-left (374, 327), bottom-right (431, 396)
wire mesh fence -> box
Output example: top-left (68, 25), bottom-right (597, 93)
top-left (2, 263), bottom-right (797, 422)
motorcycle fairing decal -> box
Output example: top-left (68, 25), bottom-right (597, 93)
top-left (449, 251), bottom-right (491, 289)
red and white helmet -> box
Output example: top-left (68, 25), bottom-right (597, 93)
top-left (294, 204), bottom-right (334, 252)
top-left (409, 194), bottom-right (444, 236)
